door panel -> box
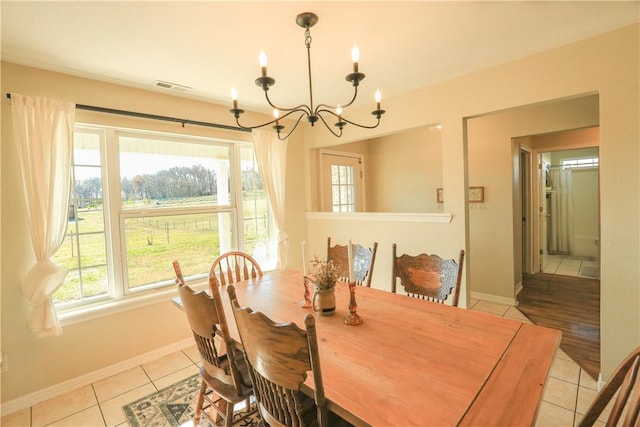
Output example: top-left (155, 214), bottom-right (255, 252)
top-left (320, 152), bottom-right (364, 212)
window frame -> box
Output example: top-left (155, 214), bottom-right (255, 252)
top-left (56, 124), bottom-right (270, 323)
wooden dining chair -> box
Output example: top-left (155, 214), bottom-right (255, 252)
top-left (391, 243), bottom-right (465, 306)
top-left (210, 251), bottom-right (263, 291)
top-left (228, 284), bottom-right (335, 427)
top-left (578, 346), bottom-right (640, 427)
top-left (327, 237), bottom-right (378, 287)
top-left (177, 274), bottom-right (254, 427)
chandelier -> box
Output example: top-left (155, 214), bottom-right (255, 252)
top-left (229, 12), bottom-right (385, 140)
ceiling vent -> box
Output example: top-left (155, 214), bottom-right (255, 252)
top-left (153, 80), bottom-right (192, 92)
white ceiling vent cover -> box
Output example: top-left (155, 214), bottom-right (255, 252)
top-left (153, 80), bottom-right (192, 92)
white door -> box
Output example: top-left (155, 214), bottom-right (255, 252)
top-left (320, 151), bottom-right (364, 212)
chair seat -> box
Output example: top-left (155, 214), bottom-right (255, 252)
top-left (200, 365), bottom-right (253, 404)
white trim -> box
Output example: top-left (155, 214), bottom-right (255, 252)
top-left (514, 280), bottom-right (523, 300)
top-left (306, 211), bottom-right (453, 223)
top-left (57, 278), bottom-right (208, 326)
top-left (0, 338), bottom-right (194, 416)
top-left (470, 291), bottom-right (516, 306)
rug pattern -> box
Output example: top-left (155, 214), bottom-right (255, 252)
top-left (122, 374), bottom-right (259, 426)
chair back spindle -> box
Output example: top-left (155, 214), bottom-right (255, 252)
top-left (327, 237), bottom-right (378, 287)
top-left (210, 251), bottom-right (263, 291)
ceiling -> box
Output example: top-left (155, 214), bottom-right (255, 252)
top-left (2, 1), bottom-right (639, 114)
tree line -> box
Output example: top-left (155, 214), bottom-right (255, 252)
top-left (75, 164), bottom-right (263, 202)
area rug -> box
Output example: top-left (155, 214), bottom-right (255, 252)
top-left (122, 374), bottom-right (259, 426)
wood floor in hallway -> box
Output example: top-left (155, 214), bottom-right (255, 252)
top-left (517, 272), bottom-right (600, 380)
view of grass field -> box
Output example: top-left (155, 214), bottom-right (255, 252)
top-left (52, 194), bottom-right (270, 305)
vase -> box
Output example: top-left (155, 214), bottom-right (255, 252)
top-left (312, 288), bottom-right (336, 316)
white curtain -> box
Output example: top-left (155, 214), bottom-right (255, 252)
top-left (252, 129), bottom-right (288, 269)
top-left (11, 94), bottom-right (76, 337)
top-left (548, 168), bottom-right (573, 255)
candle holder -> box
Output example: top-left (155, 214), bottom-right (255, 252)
top-left (344, 281), bottom-right (363, 325)
top-left (300, 276), bottom-right (312, 309)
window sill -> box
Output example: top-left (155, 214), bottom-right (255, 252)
top-left (58, 279), bottom-right (209, 326)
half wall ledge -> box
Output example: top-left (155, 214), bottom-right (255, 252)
top-left (306, 212), bottom-right (453, 223)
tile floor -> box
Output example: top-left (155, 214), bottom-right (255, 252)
top-left (1, 299), bottom-right (607, 427)
top-left (543, 254), bottom-right (600, 279)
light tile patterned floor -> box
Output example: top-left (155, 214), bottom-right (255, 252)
top-left (543, 254), bottom-right (600, 279)
top-left (2, 300), bottom-right (606, 427)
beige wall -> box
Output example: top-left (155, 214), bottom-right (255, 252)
top-left (310, 125), bottom-right (443, 213)
top-left (305, 23), bottom-right (639, 378)
top-left (1, 23), bottom-right (638, 407)
top-left (367, 126), bottom-right (442, 213)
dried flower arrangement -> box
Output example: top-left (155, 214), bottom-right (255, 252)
top-left (308, 256), bottom-right (340, 291)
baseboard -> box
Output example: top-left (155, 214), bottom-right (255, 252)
top-left (470, 291), bottom-right (516, 306)
top-left (0, 337), bottom-right (193, 416)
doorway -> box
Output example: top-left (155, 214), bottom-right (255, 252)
top-left (517, 127), bottom-right (601, 280)
top-left (319, 150), bottom-right (365, 212)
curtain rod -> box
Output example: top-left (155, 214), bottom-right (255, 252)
top-left (5, 93), bottom-right (250, 133)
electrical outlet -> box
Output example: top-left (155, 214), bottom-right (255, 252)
top-left (1, 352), bottom-right (7, 373)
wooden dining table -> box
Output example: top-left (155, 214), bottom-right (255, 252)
top-left (183, 269), bottom-right (561, 426)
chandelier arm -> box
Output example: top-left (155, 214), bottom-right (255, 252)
top-left (339, 115), bottom-right (382, 129)
top-left (234, 108), bottom-right (309, 130)
top-left (315, 87), bottom-right (361, 113)
top-left (316, 108), bottom-right (382, 130)
top-left (276, 112), bottom-right (308, 140)
top-left (234, 116), bottom-right (276, 130)
top-left (264, 91), bottom-right (312, 115)
top-left (234, 109), bottom-right (295, 130)
top-left (315, 111), bottom-right (344, 138)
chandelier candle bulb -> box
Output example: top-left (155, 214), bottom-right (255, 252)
top-left (273, 109), bottom-right (280, 125)
top-left (259, 50), bottom-right (268, 77)
top-left (351, 44), bottom-right (360, 73)
top-left (231, 88), bottom-right (238, 109)
top-left (375, 89), bottom-right (381, 110)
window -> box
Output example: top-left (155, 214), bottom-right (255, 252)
top-left (52, 125), bottom-right (274, 313)
top-left (561, 157), bottom-right (599, 169)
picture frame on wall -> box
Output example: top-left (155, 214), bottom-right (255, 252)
top-left (436, 186), bottom-right (485, 203)
top-left (469, 186), bottom-right (485, 203)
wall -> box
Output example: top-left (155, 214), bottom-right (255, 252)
top-left (366, 126), bottom-right (442, 213)
top-left (309, 125), bottom-right (442, 213)
top-left (0, 62), bottom-right (308, 405)
top-left (570, 168), bottom-right (599, 258)
top-left (307, 24), bottom-right (639, 378)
